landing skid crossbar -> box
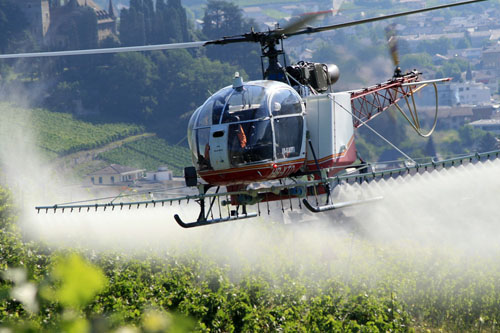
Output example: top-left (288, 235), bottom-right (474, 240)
top-left (302, 196), bottom-right (383, 213)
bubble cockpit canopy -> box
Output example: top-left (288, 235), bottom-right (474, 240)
top-left (188, 80), bottom-right (305, 171)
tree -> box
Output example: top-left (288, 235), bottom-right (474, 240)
top-left (479, 132), bottom-right (498, 152)
top-left (202, 0), bottom-right (261, 79)
top-left (416, 37), bottom-right (452, 55)
top-left (0, 1), bottom-right (28, 53)
top-left (99, 52), bottom-right (158, 121)
top-left (149, 49), bottom-right (239, 140)
top-left (202, 0), bottom-right (243, 39)
top-left (442, 62), bottom-right (462, 82)
top-left (49, 6), bottom-right (98, 72)
top-left (465, 64), bottom-right (472, 81)
top-left (120, 0), bottom-right (190, 46)
top-left (400, 53), bottom-right (434, 72)
top-left (424, 136), bottom-right (437, 158)
top-left (456, 37), bottom-right (471, 50)
top-left (120, 5), bottom-right (146, 46)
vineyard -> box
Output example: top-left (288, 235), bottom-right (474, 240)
top-left (97, 137), bottom-right (191, 176)
top-left (0, 103), bottom-right (145, 158)
top-left (2, 183), bottom-right (500, 332)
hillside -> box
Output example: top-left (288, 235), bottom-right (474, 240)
top-left (0, 103), bottom-right (144, 158)
top-left (98, 137), bottom-right (192, 176)
top-left (0, 103), bottom-right (191, 177)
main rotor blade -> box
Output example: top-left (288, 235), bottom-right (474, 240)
top-left (277, 10), bottom-right (334, 36)
top-left (0, 41), bottom-right (208, 59)
top-left (286, 0), bottom-right (487, 37)
top-left (0, 0), bottom-right (487, 59)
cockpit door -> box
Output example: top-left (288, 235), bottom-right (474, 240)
top-left (209, 124), bottom-right (230, 170)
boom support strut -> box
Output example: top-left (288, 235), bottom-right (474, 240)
top-left (349, 71), bottom-right (449, 128)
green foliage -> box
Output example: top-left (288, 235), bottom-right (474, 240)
top-left (47, 254), bottom-right (108, 309)
top-left (2, 185), bottom-right (500, 331)
top-left (99, 52), bottom-right (159, 120)
top-left (441, 58), bottom-right (469, 82)
top-left (0, 1), bottom-right (28, 53)
top-left (202, 0), bottom-right (261, 79)
top-left (416, 37), bottom-right (453, 55)
top-left (61, 6), bottom-right (98, 50)
top-left (400, 53), bottom-right (434, 72)
top-left (0, 103), bottom-right (145, 157)
top-left (98, 136), bottom-right (191, 175)
top-left (120, 0), bottom-right (190, 46)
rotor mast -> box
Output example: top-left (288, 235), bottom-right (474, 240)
top-left (261, 35), bottom-right (286, 81)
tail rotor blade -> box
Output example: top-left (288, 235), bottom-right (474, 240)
top-left (385, 24), bottom-right (399, 67)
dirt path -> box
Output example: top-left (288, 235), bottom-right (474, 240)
top-left (55, 133), bottom-right (155, 173)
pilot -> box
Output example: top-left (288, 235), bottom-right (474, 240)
top-left (204, 143), bottom-right (210, 161)
top-left (237, 124), bottom-right (247, 149)
top-left (228, 116), bottom-right (247, 164)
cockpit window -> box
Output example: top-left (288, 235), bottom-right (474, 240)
top-left (228, 120), bottom-right (273, 166)
top-left (196, 87), bottom-right (232, 127)
top-left (270, 89), bottom-right (302, 116)
top-left (274, 117), bottom-right (303, 159)
top-left (222, 85), bottom-right (269, 123)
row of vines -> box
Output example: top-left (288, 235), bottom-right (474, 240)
top-left (98, 137), bottom-right (191, 176)
top-left (0, 103), bottom-right (144, 157)
top-left (2, 184), bottom-right (500, 332)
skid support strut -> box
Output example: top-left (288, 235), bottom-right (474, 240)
top-left (174, 185), bottom-right (257, 228)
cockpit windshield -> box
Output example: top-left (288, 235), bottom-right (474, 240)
top-left (221, 86), bottom-right (268, 123)
top-left (195, 86), bottom-right (232, 127)
top-left (195, 85), bottom-right (269, 128)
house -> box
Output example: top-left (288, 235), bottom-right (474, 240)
top-left (473, 70), bottom-right (498, 93)
top-left (400, 32), bottom-right (464, 52)
top-left (446, 48), bottom-right (483, 62)
top-left (437, 106), bottom-right (474, 130)
top-left (481, 44), bottom-right (500, 71)
top-left (450, 82), bottom-right (491, 106)
top-left (144, 166), bottom-right (173, 182)
top-left (418, 106), bottom-right (474, 130)
top-left (468, 119), bottom-right (500, 135)
top-left (420, 81), bottom-right (492, 107)
top-left (87, 164), bottom-right (145, 185)
top-left (472, 105), bottom-right (495, 121)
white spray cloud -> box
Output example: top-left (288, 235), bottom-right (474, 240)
top-left (2, 95), bottom-right (500, 277)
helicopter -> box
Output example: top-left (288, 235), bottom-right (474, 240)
top-left (2, 0), bottom-right (495, 228)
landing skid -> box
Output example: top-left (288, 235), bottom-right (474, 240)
top-left (174, 212), bottom-right (258, 228)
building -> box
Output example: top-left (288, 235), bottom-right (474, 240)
top-left (450, 82), bottom-right (491, 106)
top-left (468, 119), bottom-right (500, 135)
top-left (420, 82), bottom-right (491, 107)
top-left (12, 0), bottom-right (51, 42)
top-left (446, 48), bottom-right (483, 62)
top-left (87, 164), bottom-right (145, 185)
top-left (419, 106), bottom-right (473, 130)
top-left (482, 44), bottom-right (500, 71)
top-left (472, 105), bottom-right (495, 121)
top-left (144, 166), bottom-right (174, 182)
top-left (10, 0), bottom-right (117, 48)
top-left (473, 70), bottom-right (498, 93)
